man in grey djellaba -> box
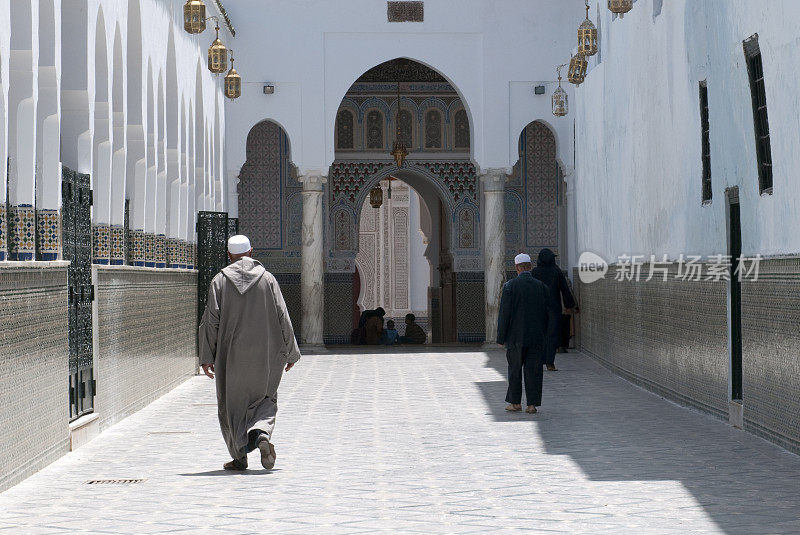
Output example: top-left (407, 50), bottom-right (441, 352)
top-left (199, 235), bottom-right (301, 471)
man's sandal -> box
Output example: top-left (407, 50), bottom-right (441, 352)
top-left (505, 404), bottom-right (522, 412)
top-left (526, 406), bottom-right (538, 414)
top-left (223, 459), bottom-right (247, 471)
top-left (258, 439), bottom-right (276, 469)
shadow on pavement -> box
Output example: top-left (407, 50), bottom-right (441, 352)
top-left (477, 349), bottom-right (800, 534)
top-left (179, 469), bottom-right (281, 476)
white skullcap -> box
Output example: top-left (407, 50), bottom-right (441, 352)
top-left (228, 235), bottom-right (252, 255)
top-left (514, 253), bottom-right (532, 265)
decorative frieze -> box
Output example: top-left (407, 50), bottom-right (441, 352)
top-left (37, 210), bottom-right (61, 261)
top-left (8, 205), bottom-right (35, 261)
top-left (155, 234), bottom-right (166, 268)
top-left (130, 230), bottom-right (146, 266)
top-left (167, 238), bottom-right (181, 268)
top-left (110, 225), bottom-right (125, 265)
top-left (92, 224), bottom-right (111, 265)
top-left (0, 204), bottom-right (7, 261)
top-left (144, 233), bottom-right (156, 267)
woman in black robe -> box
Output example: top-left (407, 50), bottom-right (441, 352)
top-left (531, 248), bottom-right (576, 371)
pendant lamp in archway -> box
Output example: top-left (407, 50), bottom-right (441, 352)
top-left (369, 185), bottom-right (383, 209)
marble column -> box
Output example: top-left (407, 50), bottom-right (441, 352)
top-left (299, 172), bottom-right (327, 346)
top-left (482, 169), bottom-right (508, 346)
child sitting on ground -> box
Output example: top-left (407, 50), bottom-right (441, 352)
top-left (381, 320), bottom-right (400, 345)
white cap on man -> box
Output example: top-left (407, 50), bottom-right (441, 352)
top-left (514, 253), bottom-right (531, 265)
top-left (228, 235), bottom-right (252, 255)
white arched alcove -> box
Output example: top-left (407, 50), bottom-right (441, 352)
top-left (126, 0), bottom-right (145, 233)
top-left (109, 24), bottom-right (126, 231)
top-left (37, 0), bottom-right (60, 212)
top-left (92, 5), bottom-right (112, 227)
top-left (8, 0), bottom-right (36, 210)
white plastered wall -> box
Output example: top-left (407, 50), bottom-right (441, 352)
top-left (574, 0), bottom-right (800, 262)
top-left (224, 0), bottom-right (582, 199)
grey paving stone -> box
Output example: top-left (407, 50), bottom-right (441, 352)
top-left (1, 350), bottom-right (799, 534)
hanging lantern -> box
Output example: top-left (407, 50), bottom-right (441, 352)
top-left (552, 64), bottom-right (568, 117)
top-left (224, 55), bottom-right (241, 100)
top-left (568, 53), bottom-right (588, 85)
top-left (578, 1), bottom-right (598, 57)
top-left (183, 0), bottom-right (206, 34)
top-left (389, 80), bottom-right (410, 168)
top-left (369, 185), bottom-right (383, 209)
top-left (608, 0), bottom-right (633, 16)
top-left (391, 141), bottom-right (408, 168)
top-left (208, 25), bottom-right (228, 74)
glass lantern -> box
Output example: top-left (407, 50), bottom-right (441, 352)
top-left (208, 26), bottom-right (228, 74)
top-left (568, 53), bottom-right (588, 85)
top-left (183, 0), bottom-right (206, 34)
top-left (578, 2), bottom-right (598, 57)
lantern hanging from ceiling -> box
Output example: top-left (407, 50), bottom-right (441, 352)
top-left (390, 80), bottom-right (410, 168)
top-left (208, 24), bottom-right (228, 74)
top-left (391, 141), bottom-right (408, 168)
top-left (608, 0), bottom-right (633, 16)
top-left (224, 55), bottom-right (241, 100)
top-left (578, 0), bottom-right (598, 57)
top-left (183, 0), bottom-right (206, 34)
top-left (552, 64), bottom-right (568, 117)
top-left (568, 53), bottom-right (588, 86)
top-left (369, 185), bottom-right (383, 209)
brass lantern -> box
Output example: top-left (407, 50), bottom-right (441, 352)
top-left (224, 55), bottom-right (241, 100)
top-left (390, 79), bottom-right (410, 168)
top-left (552, 64), bottom-right (568, 117)
top-left (568, 53), bottom-right (588, 86)
top-left (391, 141), bottom-right (408, 168)
top-left (578, 1), bottom-right (598, 57)
top-left (369, 185), bottom-right (383, 209)
top-left (208, 25), bottom-right (228, 74)
top-left (183, 0), bottom-right (206, 34)
top-left (608, 0), bottom-right (633, 16)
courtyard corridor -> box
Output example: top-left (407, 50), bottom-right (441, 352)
top-left (1, 350), bottom-right (799, 534)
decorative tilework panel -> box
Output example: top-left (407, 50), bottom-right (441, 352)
top-left (239, 121), bottom-right (298, 252)
top-left (455, 271), bottom-right (485, 343)
top-left (166, 238), bottom-right (180, 267)
top-left (740, 258), bottom-right (800, 454)
top-left (110, 226), bottom-right (125, 264)
top-left (37, 209), bottom-right (60, 260)
top-left (145, 233), bottom-right (156, 265)
top-left (8, 205), bottom-right (36, 260)
top-left (523, 123), bottom-right (558, 247)
top-left (393, 209), bottom-right (409, 309)
top-left (0, 203), bottom-right (6, 259)
top-left (92, 224), bottom-right (110, 263)
top-left (577, 263), bottom-right (729, 418)
top-left (506, 121), bottom-right (559, 266)
top-left (130, 230), bottom-right (146, 265)
top-left (273, 272), bottom-right (301, 343)
top-left (94, 267), bottom-right (197, 432)
top-left (155, 234), bottom-right (166, 267)
top-left (0, 265), bottom-right (70, 492)
top-left (324, 272), bottom-right (354, 344)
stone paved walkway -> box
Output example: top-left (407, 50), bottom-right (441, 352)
top-left (2, 350), bottom-right (800, 534)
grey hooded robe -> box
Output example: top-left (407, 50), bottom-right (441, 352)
top-left (199, 257), bottom-right (301, 462)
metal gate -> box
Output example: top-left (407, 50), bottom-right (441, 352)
top-left (196, 212), bottom-right (238, 324)
top-left (62, 167), bottom-right (95, 420)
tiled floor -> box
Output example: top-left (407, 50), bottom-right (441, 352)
top-left (1, 350), bottom-right (799, 534)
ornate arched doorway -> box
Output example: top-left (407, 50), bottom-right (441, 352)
top-left (324, 58), bottom-right (485, 345)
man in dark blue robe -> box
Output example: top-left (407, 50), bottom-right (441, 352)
top-left (532, 248), bottom-right (576, 371)
top-left (496, 253), bottom-right (551, 414)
